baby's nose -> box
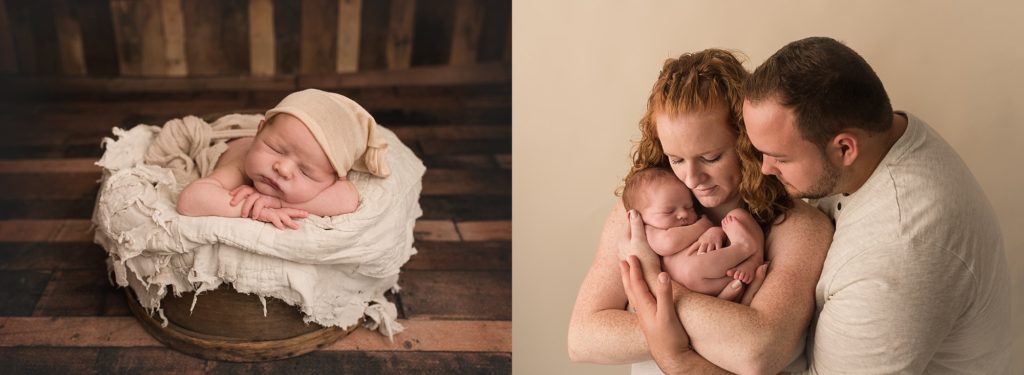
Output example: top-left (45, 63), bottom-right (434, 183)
top-left (273, 161), bottom-right (292, 178)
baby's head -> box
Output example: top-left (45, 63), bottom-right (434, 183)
top-left (622, 167), bottom-right (699, 229)
top-left (244, 89), bottom-right (390, 203)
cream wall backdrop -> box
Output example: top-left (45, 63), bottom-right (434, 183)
top-left (513, 1), bottom-right (1024, 374)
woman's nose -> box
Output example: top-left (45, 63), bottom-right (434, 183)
top-left (682, 163), bottom-right (705, 188)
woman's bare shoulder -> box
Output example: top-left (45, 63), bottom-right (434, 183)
top-left (766, 200), bottom-right (833, 259)
top-left (773, 200), bottom-right (832, 234)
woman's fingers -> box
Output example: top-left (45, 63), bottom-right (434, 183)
top-left (628, 210), bottom-right (647, 243)
top-left (626, 256), bottom-right (655, 308)
top-left (624, 210), bottom-right (633, 240)
top-left (619, 260), bottom-right (635, 302)
top-left (653, 272), bottom-right (675, 320)
top-left (716, 279), bottom-right (745, 302)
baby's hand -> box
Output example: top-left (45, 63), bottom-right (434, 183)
top-left (695, 227), bottom-right (726, 254)
top-left (229, 185), bottom-right (283, 219)
top-left (253, 207), bottom-right (309, 230)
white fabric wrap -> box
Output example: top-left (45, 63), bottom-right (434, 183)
top-left (92, 114), bottom-right (424, 338)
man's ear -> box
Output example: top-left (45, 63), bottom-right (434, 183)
top-left (830, 132), bottom-right (858, 167)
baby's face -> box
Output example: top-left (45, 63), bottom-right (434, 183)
top-left (244, 114), bottom-right (337, 203)
top-left (638, 180), bottom-right (699, 230)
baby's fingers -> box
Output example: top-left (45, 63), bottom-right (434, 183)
top-left (269, 213), bottom-right (285, 229)
top-left (281, 215), bottom-right (300, 230)
top-left (281, 208), bottom-right (309, 219)
top-left (242, 193), bottom-right (260, 218)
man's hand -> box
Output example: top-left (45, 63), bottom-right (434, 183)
top-left (620, 255), bottom-right (691, 367)
top-left (253, 207), bottom-right (309, 230)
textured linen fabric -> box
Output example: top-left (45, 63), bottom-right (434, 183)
top-left (92, 114), bottom-right (424, 337)
top-left (800, 112), bottom-right (1011, 374)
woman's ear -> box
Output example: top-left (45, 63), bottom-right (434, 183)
top-left (830, 132), bottom-right (858, 167)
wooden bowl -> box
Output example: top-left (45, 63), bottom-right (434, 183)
top-left (126, 285), bottom-right (357, 362)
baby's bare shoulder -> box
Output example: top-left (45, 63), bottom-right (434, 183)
top-left (205, 137), bottom-right (252, 189)
top-left (218, 137), bottom-right (253, 165)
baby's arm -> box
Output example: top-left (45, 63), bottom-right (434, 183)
top-left (176, 163), bottom-right (248, 218)
top-left (280, 178), bottom-right (359, 216)
top-left (176, 144), bottom-right (308, 229)
top-left (646, 215), bottom-right (714, 256)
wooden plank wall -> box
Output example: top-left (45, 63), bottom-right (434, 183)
top-left (0, 0), bottom-right (510, 81)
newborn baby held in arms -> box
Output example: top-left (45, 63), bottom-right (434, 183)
top-left (622, 167), bottom-right (763, 295)
top-left (176, 89), bottom-right (390, 229)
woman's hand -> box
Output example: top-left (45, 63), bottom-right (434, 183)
top-left (620, 256), bottom-right (692, 367)
top-left (617, 210), bottom-right (661, 261)
top-left (618, 210), bottom-right (664, 287)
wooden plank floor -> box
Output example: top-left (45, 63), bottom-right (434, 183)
top-left (0, 86), bottom-right (510, 373)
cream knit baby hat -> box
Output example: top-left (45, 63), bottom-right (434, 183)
top-left (264, 89), bottom-right (390, 178)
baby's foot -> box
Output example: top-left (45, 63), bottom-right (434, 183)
top-left (727, 266), bottom-right (754, 284)
top-left (720, 209), bottom-right (764, 251)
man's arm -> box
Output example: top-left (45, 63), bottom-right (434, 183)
top-left (281, 179), bottom-right (359, 216)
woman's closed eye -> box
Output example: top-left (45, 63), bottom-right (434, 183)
top-left (700, 154), bottom-right (722, 163)
top-left (668, 154), bottom-right (721, 165)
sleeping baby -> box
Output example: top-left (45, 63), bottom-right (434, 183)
top-left (621, 167), bottom-right (764, 295)
top-left (175, 89), bottom-right (390, 229)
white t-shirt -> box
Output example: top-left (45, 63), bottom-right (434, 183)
top-left (801, 112), bottom-right (1011, 374)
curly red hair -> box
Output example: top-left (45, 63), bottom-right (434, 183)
top-left (624, 49), bottom-right (792, 230)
